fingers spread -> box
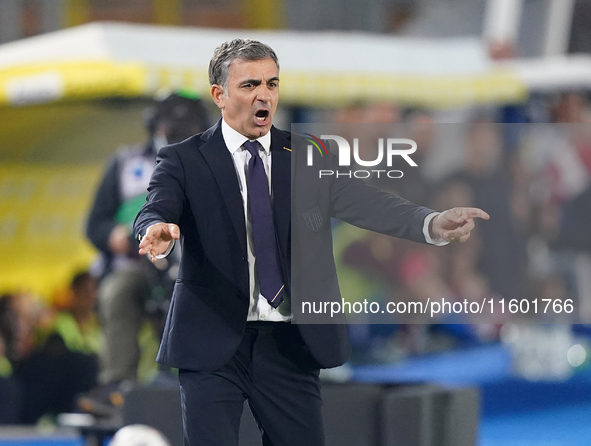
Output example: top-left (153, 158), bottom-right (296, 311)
top-left (138, 243), bottom-right (152, 256)
top-left (138, 223), bottom-right (179, 257)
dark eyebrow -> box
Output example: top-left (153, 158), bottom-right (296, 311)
top-left (240, 77), bottom-right (280, 86)
top-left (241, 79), bottom-right (262, 86)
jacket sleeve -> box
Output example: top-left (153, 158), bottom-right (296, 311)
top-left (86, 156), bottom-right (121, 253)
top-left (326, 151), bottom-right (434, 243)
top-left (133, 145), bottom-right (186, 241)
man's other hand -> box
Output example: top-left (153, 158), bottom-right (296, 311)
top-left (430, 208), bottom-right (490, 244)
top-left (138, 223), bottom-right (181, 262)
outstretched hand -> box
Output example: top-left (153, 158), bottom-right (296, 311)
top-left (430, 208), bottom-right (490, 244)
top-left (138, 223), bottom-right (180, 262)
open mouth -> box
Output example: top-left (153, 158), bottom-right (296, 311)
top-left (255, 109), bottom-right (269, 124)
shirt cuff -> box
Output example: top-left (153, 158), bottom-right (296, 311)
top-left (154, 239), bottom-right (175, 260)
top-left (423, 212), bottom-right (449, 246)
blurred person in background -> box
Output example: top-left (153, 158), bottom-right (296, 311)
top-left (0, 294), bottom-right (19, 365)
top-left (51, 272), bottom-right (102, 356)
top-left (0, 296), bottom-right (22, 424)
top-left (519, 92), bottom-right (591, 227)
top-left (1, 292), bottom-right (53, 365)
top-left (449, 121), bottom-right (524, 301)
top-left (83, 91), bottom-right (211, 417)
top-left (516, 92), bottom-right (591, 305)
top-left (15, 272), bottom-right (100, 424)
top-left (550, 92), bottom-right (591, 252)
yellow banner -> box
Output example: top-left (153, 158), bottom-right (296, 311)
top-left (0, 60), bottom-right (527, 108)
top-left (0, 164), bottom-right (101, 300)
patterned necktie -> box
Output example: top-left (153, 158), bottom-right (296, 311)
top-left (243, 140), bottom-right (285, 308)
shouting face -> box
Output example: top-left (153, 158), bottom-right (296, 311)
top-left (211, 58), bottom-right (279, 139)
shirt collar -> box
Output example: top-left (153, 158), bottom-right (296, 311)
top-left (222, 118), bottom-right (271, 156)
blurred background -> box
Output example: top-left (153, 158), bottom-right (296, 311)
top-left (1, 0), bottom-right (591, 445)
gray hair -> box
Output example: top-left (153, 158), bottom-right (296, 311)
top-left (208, 39), bottom-right (279, 90)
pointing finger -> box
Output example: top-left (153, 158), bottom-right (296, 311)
top-left (461, 208), bottom-right (490, 221)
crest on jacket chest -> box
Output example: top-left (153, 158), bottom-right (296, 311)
top-left (302, 206), bottom-right (323, 232)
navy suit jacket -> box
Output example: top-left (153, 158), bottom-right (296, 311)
top-left (134, 120), bottom-right (434, 371)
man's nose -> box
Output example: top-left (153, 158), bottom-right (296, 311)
top-left (255, 85), bottom-right (271, 102)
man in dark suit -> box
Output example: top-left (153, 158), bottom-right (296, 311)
top-left (134, 39), bottom-right (489, 446)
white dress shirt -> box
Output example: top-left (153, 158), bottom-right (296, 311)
top-left (221, 119), bottom-right (292, 322)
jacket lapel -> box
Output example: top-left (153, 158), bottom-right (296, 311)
top-left (197, 123), bottom-right (291, 269)
top-left (198, 120), bottom-right (247, 254)
top-left (270, 127), bottom-right (291, 261)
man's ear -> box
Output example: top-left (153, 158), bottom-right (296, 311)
top-left (211, 84), bottom-right (225, 110)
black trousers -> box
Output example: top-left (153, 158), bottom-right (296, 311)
top-left (178, 322), bottom-right (324, 446)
